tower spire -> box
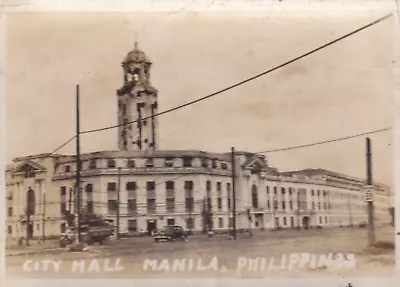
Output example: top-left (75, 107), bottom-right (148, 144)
top-left (134, 32), bottom-right (138, 49)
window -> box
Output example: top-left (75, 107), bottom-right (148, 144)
top-left (318, 202), bottom-right (321, 210)
top-left (221, 163), bottom-right (228, 170)
top-left (281, 187), bottom-right (286, 195)
top-left (217, 198), bottom-right (222, 210)
top-left (89, 160), bottom-right (97, 169)
top-left (267, 200), bottom-right (270, 209)
top-left (167, 218), bottom-right (175, 226)
top-left (86, 202), bottom-right (93, 214)
top-left (319, 217), bottom-right (322, 224)
top-left (311, 190), bottom-right (314, 196)
top-left (219, 218), bottom-right (223, 228)
top-left (85, 184), bottom-right (93, 194)
top-left (166, 181), bottom-right (174, 191)
top-left (64, 165), bottom-right (71, 173)
top-left (107, 200), bottom-right (118, 214)
top-left (274, 199), bottom-right (278, 210)
top-left (147, 181), bottom-right (156, 214)
top-left (128, 220), bottom-right (137, 232)
top-left (165, 157), bottom-right (173, 167)
top-left (146, 158), bottom-right (154, 167)
top-left (60, 186), bottom-right (66, 215)
top-left (8, 207), bottom-right (12, 217)
top-left (166, 198), bottom-right (175, 213)
top-left (201, 158), bottom-right (209, 168)
top-left (212, 159), bottom-right (217, 168)
top-left (312, 202), bottom-right (315, 210)
top-left (147, 182), bottom-right (155, 191)
top-left (283, 217), bottom-right (287, 226)
top-left (107, 160), bottom-right (116, 168)
top-left (206, 181), bottom-right (212, 211)
top-left (289, 201), bottom-right (293, 210)
top-left (126, 182), bottom-right (137, 191)
top-left (186, 217), bottom-right (194, 230)
top-left (317, 190), bottom-right (320, 197)
top-left (128, 199), bottom-right (137, 215)
top-left (217, 182), bottom-right (222, 210)
top-left (252, 185), bottom-right (258, 208)
top-left (127, 160), bottom-right (135, 168)
top-left (274, 186), bottom-right (277, 195)
top-left (8, 226), bottom-right (12, 234)
top-left (290, 217), bottom-right (294, 227)
top-left (266, 186), bottom-right (269, 195)
top-left (166, 181), bottom-right (175, 213)
top-left (183, 157), bottom-right (193, 167)
top-left (325, 216), bottom-right (328, 224)
top-left (282, 201), bottom-right (286, 210)
top-left (185, 181), bottom-right (194, 212)
top-left (323, 202), bottom-right (327, 210)
top-left (107, 182), bottom-right (116, 191)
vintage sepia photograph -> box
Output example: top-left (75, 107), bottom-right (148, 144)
top-left (3, 9), bottom-right (396, 281)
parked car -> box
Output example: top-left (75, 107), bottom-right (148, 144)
top-left (358, 221), bottom-right (368, 228)
top-left (154, 225), bottom-right (188, 242)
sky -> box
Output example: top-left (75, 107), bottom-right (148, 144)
top-left (5, 12), bottom-right (395, 186)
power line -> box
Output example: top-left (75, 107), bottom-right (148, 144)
top-left (80, 14), bottom-right (392, 135)
top-left (30, 135), bottom-right (76, 165)
top-left (256, 127), bottom-right (391, 154)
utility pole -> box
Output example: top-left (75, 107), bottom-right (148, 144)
top-left (42, 192), bottom-right (46, 242)
top-left (75, 84), bottom-right (82, 243)
top-left (116, 167), bottom-right (121, 240)
top-left (228, 183), bottom-right (231, 236)
top-left (68, 187), bottom-right (72, 219)
top-left (297, 190), bottom-right (301, 230)
top-left (366, 137), bottom-right (375, 245)
top-left (26, 190), bottom-right (30, 246)
top-left (231, 147), bottom-right (237, 240)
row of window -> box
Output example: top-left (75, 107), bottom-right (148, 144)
top-left (62, 157), bottom-right (230, 173)
top-left (265, 186), bottom-right (363, 200)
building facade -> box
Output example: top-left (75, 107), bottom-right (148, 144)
top-left (5, 44), bottom-right (393, 244)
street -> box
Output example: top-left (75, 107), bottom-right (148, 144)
top-left (6, 226), bottom-right (395, 279)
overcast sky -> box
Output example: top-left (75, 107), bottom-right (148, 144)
top-left (5, 12), bottom-right (394, 186)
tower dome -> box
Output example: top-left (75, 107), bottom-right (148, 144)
top-left (123, 42), bottom-right (151, 64)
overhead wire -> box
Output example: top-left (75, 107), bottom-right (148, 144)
top-left (80, 14), bottom-right (392, 135)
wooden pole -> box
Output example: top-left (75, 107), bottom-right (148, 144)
top-left (76, 85), bottom-right (82, 243)
top-left (116, 167), bottom-right (121, 240)
top-left (231, 147), bottom-right (237, 240)
top-left (366, 137), bottom-right (375, 245)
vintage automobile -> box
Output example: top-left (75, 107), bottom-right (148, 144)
top-left (154, 225), bottom-right (189, 242)
top-left (59, 214), bottom-right (114, 247)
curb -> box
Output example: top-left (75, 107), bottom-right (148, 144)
top-left (6, 247), bottom-right (65, 257)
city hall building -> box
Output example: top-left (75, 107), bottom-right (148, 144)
top-left (5, 43), bottom-right (393, 243)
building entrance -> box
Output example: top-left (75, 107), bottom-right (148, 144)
top-left (147, 219), bottom-right (157, 235)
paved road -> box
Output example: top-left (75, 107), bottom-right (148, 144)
top-left (6, 226), bottom-right (395, 279)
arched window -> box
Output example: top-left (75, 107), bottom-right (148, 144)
top-left (252, 185), bottom-right (258, 208)
top-left (27, 187), bottom-right (35, 215)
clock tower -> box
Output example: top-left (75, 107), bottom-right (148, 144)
top-left (117, 42), bottom-right (158, 151)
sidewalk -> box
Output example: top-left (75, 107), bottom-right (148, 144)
top-left (5, 241), bottom-right (64, 257)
